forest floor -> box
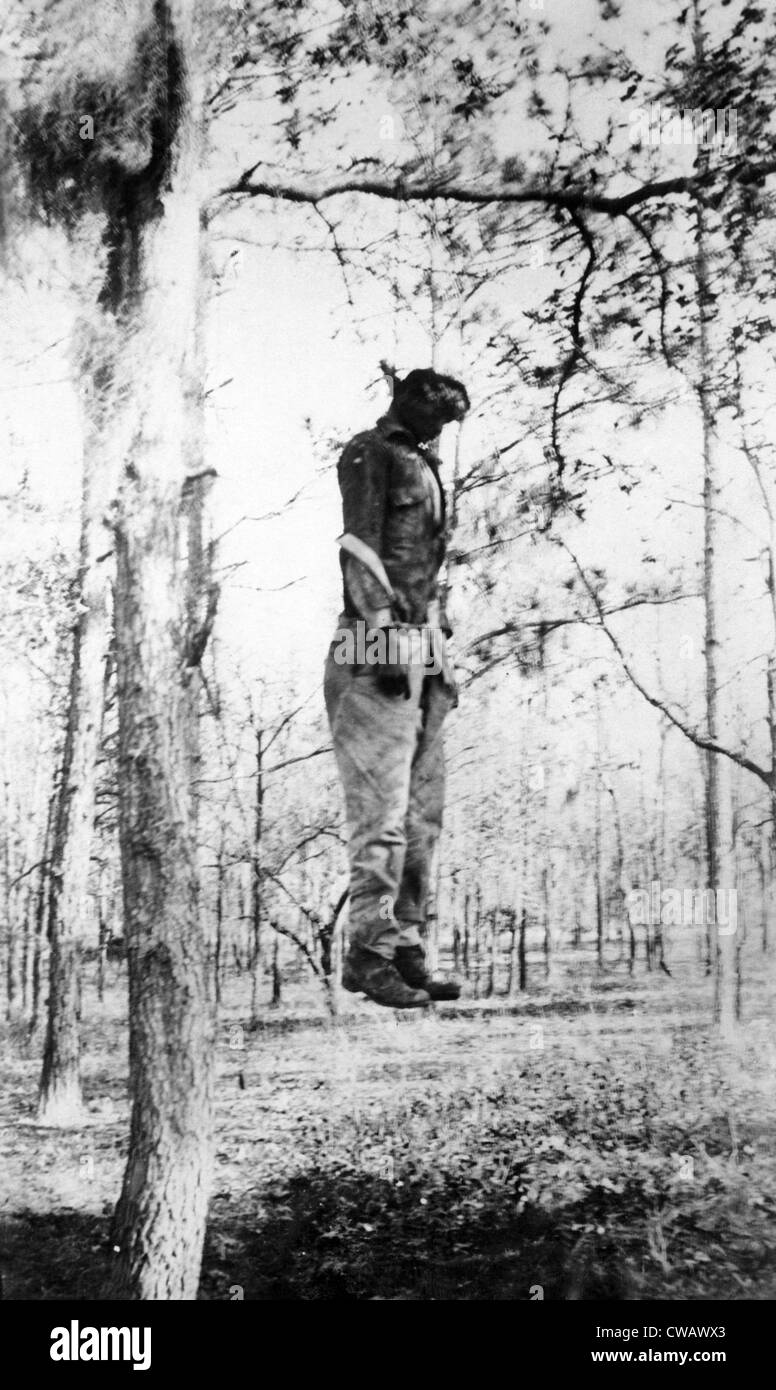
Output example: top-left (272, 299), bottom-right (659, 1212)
top-left (1, 963), bottom-right (776, 1300)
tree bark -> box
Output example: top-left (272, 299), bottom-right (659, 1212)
top-left (113, 493), bottom-right (213, 1297)
top-left (110, 0), bottom-right (215, 1299)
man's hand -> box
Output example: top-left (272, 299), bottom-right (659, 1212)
top-left (431, 627), bottom-right (459, 708)
top-left (375, 626), bottom-right (412, 699)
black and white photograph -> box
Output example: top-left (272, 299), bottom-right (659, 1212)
top-left (1, 0), bottom-right (775, 1336)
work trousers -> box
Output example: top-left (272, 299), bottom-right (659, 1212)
top-left (324, 634), bottom-right (452, 959)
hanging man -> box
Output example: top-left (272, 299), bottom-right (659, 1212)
top-left (324, 368), bottom-right (470, 1007)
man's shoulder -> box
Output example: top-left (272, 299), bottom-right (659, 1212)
top-left (338, 426), bottom-right (392, 468)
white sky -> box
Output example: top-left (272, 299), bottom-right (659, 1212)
top-left (2, 0), bottom-right (773, 796)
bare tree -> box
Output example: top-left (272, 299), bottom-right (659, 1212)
top-left (38, 439), bottom-right (113, 1122)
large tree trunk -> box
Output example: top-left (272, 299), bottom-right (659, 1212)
top-left (38, 450), bottom-right (112, 1123)
top-left (110, 0), bottom-right (215, 1299)
top-left (113, 495), bottom-right (213, 1297)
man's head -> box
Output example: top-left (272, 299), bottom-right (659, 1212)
top-left (390, 368), bottom-right (470, 444)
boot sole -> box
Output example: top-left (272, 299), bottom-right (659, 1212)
top-left (394, 975), bottom-right (462, 1000)
top-left (342, 978), bottom-right (431, 1008)
top-left (363, 990), bottom-right (431, 1008)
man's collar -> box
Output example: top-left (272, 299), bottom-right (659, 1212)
top-left (376, 414), bottom-right (442, 466)
top-left (376, 413), bottom-right (416, 444)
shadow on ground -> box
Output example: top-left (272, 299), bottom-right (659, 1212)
top-left (5, 1156), bottom-right (774, 1301)
top-left (202, 1170), bottom-right (647, 1301)
top-left (1, 1177), bottom-right (635, 1301)
top-left (0, 1211), bottom-right (113, 1300)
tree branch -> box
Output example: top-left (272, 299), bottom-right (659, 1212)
top-left (551, 208), bottom-right (597, 479)
top-left (559, 541), bottom-right (771, 786)
top-left (212, 160), bottom-right (776, 221)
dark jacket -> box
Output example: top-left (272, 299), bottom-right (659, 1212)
top-left (337, 414), bottom-right (448, 628)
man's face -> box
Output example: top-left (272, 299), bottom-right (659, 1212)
top-left (393, 394), bottom-right (449, 444)
top-left (389, 372), bottom-right (469, 444)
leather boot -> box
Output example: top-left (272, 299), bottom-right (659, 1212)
top-left (342, 943), bottom-right (431, 1008)
top-left (395, 944), bottom-right (461, 1001)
